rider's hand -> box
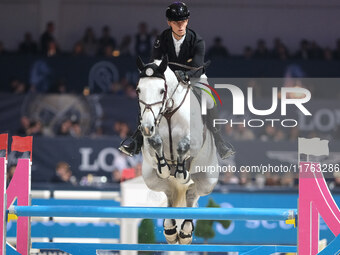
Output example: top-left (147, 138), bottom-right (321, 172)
top-left (175, 70), bottom-right (190, 85)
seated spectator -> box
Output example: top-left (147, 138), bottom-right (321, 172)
top-left (113, 121), bottom-right (130, 139)
top-left (234, 125), bottom-right (255, 141)
top-left (135, 22), bottom-right (151, 61)
top-left (333, 38), bottom-right (340, 60)
top-left (243, 46), bottom-right (253, 59)
top-left (295, 39), bottom-right (310, 59)
top-left (271, 38), bottom-right (289, 59)
top-left (26, 121), bottom-right (43, 136)
top-left (51, 161), bottom-right (77, 185)
top-left (207, 37), bottom-right (229, 58)
top-left (57, 117), bottom-right (82, 137)
top-left (254, 39), bottom-right (269, 59)
top-left (119, 35), bottom-right (132, 56)
top-left (98, 25), bottom-right (116, 56)
top-left (111, 169), bottom-right (121, 183)
top-left (17, 116), bottom-right (31, 136)
top-left (40, 21), bottom-right (57, 55)
top-left (323, 47), bottom-right (333, 60)
top-left (260, 124), bottom-right (277, 141)
top-left (10, 78), bottom-right (27, 94)
top-left (104, 45), bottom-right (114, 58)
top-left (82, 27), bottom-right (98, 56)
top-left (72, 41), bottom-right (85, 56)
top-left (19, 32), bottom-right (38, 55)
top-left (309, 41), bottom-right (323, 59)
top-left (7, 165), bottom-right (16, 186)
top-left (0, 41), bottom-right (8, 56)
top-left (46, 41), bottom-right (60, 57)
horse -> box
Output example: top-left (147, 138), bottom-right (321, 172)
top-left (136, 56), bottom-right (219, 244)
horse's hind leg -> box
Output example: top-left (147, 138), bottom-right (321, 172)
top-left (163, 191), bottom-right (179, 244)
top-left (174, 136), bottom-right (190, 184)
top-left (148, 134), bottom-right (170, 179)
top-left (178, 183), bottom-right (199, 244)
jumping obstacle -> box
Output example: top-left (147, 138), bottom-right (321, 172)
top-left (1, 135), bottom-right (340, 255)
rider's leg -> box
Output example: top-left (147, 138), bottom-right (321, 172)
top-left (195, 75), bottom-right (235, 159)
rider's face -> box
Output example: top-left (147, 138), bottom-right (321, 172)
top-left (168, 19), bottom-right (188, 39)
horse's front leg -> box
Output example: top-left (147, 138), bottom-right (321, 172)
top-left (148, 134), bottom-right (170, 179)
top-left (174, 135), bottom-right (190, 184)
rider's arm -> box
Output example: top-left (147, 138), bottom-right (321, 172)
top-left (186, 38), bottom-right (205, 78)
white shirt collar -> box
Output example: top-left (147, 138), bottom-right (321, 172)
top-left (172, 33), bottom-right (186, 57)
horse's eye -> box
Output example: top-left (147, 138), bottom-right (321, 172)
top-left (160, 89), bottom-right (165, 95)
top-left (136, 88), bottom-right (140, 94)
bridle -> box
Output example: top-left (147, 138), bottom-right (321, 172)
top-left (137, 80), bottom-right (168, 128)
top-left (137, 76), bottom-right (190, 164)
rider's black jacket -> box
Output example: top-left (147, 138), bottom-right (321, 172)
top-left (151, 28), bottom-right (205, 78)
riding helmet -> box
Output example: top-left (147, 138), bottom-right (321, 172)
top-left (166, 2), bottom-right (190, 21)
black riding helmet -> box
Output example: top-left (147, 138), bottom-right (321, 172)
top-left (166, 2), bottom-right (190, 21)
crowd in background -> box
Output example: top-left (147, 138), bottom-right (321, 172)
top-left (2, 21), bottom-right (340, 188)
top-left (1, 22), bottom-right (340, 61)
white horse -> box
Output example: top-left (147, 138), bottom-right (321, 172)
top-left (136, 56), bottom-right (219, 244)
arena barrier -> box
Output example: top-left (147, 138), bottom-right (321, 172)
top-left (0, 134), bottom-right (340, 255)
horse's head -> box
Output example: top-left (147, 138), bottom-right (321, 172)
top-left (136, 56), bottom-right (169, 137)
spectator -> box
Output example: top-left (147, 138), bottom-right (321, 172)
top-left (207, 37), bottom-right (229, 58)
top-left (104, 44), bottom-right (114, 58)
top-left (309, 41), bottom-right (323, 59)
top-left (7, 165), bottom-right (16, 186)
top-left (295, 39), bottom-right (310, 59)
top-left (26, 120), bottom-right (43, 136)
top-left (119, 35), bottom-right (132, 56)
top-left (40, 21), bottom-right (57, 55)
top-left (10, 78), bottom-right (27, 94)
top-left (111, 169), bottom-right (121, 183)
top-left (98, 25), bottom-right (116, 56)
top-left (135, 22), bottom-right (151, 61)
top-left (234, 125), bottom-right (255, 141)
top-left (0, 41), bottom-right (8, 56)
top-left (260, 124), bottom-right (277, 141)
top-left (51, 161), bottom-right (77, 185)
top-left (57, 119), bottom-right (72, 136)
top-left (57, 117), bottom-right (82, 137)
top-left (323, 47), bottom-right (333, 60)
top-left (17, 116), bottom-right (31, 136)
top-left (254, 39), bottom-right (269, 59)
top-left (113, 121), bottom-right (130, 139)
top-left (82, 27), bottom-right (98, 56)
top-left (18, 32), bottom-right (38, 55)
top-left (46, 41), bottom-right (60, 57)
top-left (333, 39), bottom-right (340, 60)
top-left (271, 38), bottom-right (289, 59)
top-left (72, 41), bottom-right (85, 56)
top-left (243, 46), bottom-right (253, 59)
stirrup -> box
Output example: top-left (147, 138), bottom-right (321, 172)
top-left (118, 138), bottom-right (138, 157)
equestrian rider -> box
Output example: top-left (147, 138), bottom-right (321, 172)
top-left (119, 1), bottom-right (235, 159)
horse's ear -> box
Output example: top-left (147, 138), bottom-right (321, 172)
top-left (158, 55), bottom-right (168, 74)
top-left (136, 56), bottom-right (145, 72)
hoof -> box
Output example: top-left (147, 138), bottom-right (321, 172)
top-left (178, 220), bottom-right (194, 244)
top-left (174, 170), bottom-right (190, 184)
top-left (164, 219), bottom-right (178, 244)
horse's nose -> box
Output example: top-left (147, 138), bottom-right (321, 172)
top-left (141, 124), bottom-right (154, 137)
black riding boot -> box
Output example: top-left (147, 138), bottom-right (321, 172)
top-left (206, 108), bottom-right (235, 159)
top-left (119, 128), bottom-right (144, 156)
